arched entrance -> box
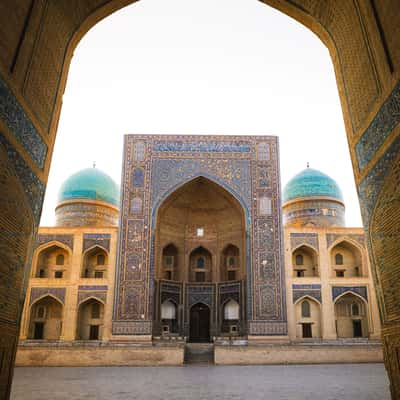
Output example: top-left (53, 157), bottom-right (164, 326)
top-left (189, 303), bottom-right (210, 342)
top-left (154, 176), bottom-right (246, 339)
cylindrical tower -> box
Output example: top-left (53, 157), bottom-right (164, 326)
top-left (55, 167), bottom-right (119, 227)
top-left (282, 167), bottom-right (345, 228)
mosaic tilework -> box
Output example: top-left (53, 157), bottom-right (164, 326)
top-left (29, 287), bottom-right (66, 305)
top-left (292, 284), bottom-right (322, 303)
top-left (114, 135), bottom-right (286, 337)
top-left (187, 284), bottom-right (215, 308)
top-left (83, 233), bottom-right (111, 252)
top-left (326, 233), bottom-right (365, 249)
top-left (112, 321), bottom-right (152, 335)
top-left (160, 281), bottom-right (181, 305)
top-left (78, 291), bottom-right (107, 305)
top-left (153, 141), bottom-right (251, 153)
top-left (219, 282), bottom-right (241, 306)
top-left (290, 233), bottom-right (319, 251)
top-left (332, 286), bottom-right (368, 302)
top-left (0, 76), bottom-right (47, 168)
top-left (35, 234), bottom-right (74, 250)
top-left (132, 168), bottom-right (144, 187)
top-left (150, 158), bottom-right (252, 212)
top-left (0, 133), bottom-right (45, 224)
top-left (358, 135), bottom-right (400, 223)
top-left (356, 80), bottom-right (400, 171)
top-left (78, 285), bottom-right (108, 291)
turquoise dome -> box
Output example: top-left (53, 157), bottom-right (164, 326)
top-left (283, 168), bottom-right (344, 204)
top-left (58, 168), bottom-right (119, 207)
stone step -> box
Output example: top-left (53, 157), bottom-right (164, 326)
top-left (185, 343), bottom-right (214, 364)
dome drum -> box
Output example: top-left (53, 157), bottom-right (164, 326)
top-left (56, 168), bottom-right (120, 227)
top-left (282, 168), bottom-right (345, 228)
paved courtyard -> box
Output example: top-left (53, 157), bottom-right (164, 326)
top-left (11, 364), bottom-right (390, 400)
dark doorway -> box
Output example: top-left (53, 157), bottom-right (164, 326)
top-left (189, 303), bottom-right (210, 342)
top-left (89, 325), bottom-right (99, 340)
top-left (302, 323), bottom-right (312, 338)
top-left (353, 320), bottom-right (362, 337)
top-left (33, 322), bottom-right (44, 339)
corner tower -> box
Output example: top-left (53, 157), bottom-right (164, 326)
top-left (282, 167), bottom-right (345, 228)
top-left (56, 167), bottom-right (119, 227)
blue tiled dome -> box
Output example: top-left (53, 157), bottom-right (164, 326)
top-left (283, 168), bottom-right (344, 204)
top-left (58, 168), bottom-right (119, 207)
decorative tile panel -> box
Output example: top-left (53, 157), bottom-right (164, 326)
top-left (0, 76), bottom-right (47, 168)
top-left (326, 233), bottom-right (365, 249)
top-left (0, 133), bottom-right (45, 223)
top-left (114, 135), bottom-right (286, 337)
top-left (35, 234), bottom-right (73, 250)
top-left (292, 284), bottom-right (322, 303)
top-left (83, 233), bottom-right (111, 252)
top-left (30, 287), bottom-right (66, 305)
top-left (332, 286), bottom-right (368, 302)
top-left (356, 81), bottom-right (400, 171)
top-left (290, 232), bottom-right (319, 251)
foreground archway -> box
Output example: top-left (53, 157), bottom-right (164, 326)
top-left (0, 1), bottom-right (400, 398)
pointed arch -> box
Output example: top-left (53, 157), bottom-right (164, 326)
top-left (292, 244), bottom-right (319, 277)
top-left (330, 239), bottom-right (364, 278)
top-left (82, 244), bottom-right (109, 278)
top-left (32, 241), bottom-right (72, 278)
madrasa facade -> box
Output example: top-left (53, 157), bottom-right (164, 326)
top-left (16, 135), bottom-right (382, 365)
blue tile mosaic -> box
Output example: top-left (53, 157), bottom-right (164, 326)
top-left (78, 285), bottom-right (108, 291)
top-left (358, 135), bottom-right (400, 223)
top-left (0, 76), bottom-right (47, 168)
top-left (154, 141), bottom-right (251, 153)
top-left (356, 80), bottom-right (400, 171)
top-left (36, 234), bottom-right (74, 250)
top-left (0, 132), bottom-right (45, 224)
top-left (332, 286), bottom-right (368, 302)
top-left (132, 168), bottom-right (144, 187)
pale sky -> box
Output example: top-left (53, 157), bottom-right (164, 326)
top-left (40, 0), bottom-right (363, 227)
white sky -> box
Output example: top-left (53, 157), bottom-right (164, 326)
top-left (40, 0), bottom-right (363, 227)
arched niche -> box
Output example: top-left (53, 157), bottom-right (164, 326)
top-left (330, 240), bottom-right (363, 278)
top-left (76, 298), bottom-right (105, 340)
top-left (294, 297), bottom-right (321, 339)
top-left (155, 176), bottom-right (246, 284)
top-left (292, 245), bottom-right (319, 277)
top-left (82, 245), bottom-right (109, 279)
top-left (220, 244), bottom-right (241, 281)
top-left (160, 244), bottom-right (178, 281)
top-left (34, 243), bottom-right (71, 279)
top-left (160, 299), bottom-right (178, 334)
top-left (334, 292), bottom-right (368, 338)
top-left (28, 295), bottom-right (64, 340)
top-left (189, 246), bottom-right (212, 283)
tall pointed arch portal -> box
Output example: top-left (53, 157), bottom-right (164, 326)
top-left (113, 135), bottom-right (287, 341)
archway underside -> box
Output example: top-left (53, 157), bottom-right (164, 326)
top-left (0, 0), bottom-right (399, 398)
top-left (154, 177), bottom-right (246, 340)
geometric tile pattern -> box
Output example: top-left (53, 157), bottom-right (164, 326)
top-left (0, 76), bottom-right (47, 169)
top-left (332, 286), bottom-right (368, 302)
top-left (114, 135), bottom-right (286, 336)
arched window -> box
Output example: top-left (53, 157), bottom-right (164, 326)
top-left (97, 254), bottom-right (105, 265)
top-left (224, 300), bottom-right (239, 320)
top-left (197, 257), bottom-right (205, 268)
top-left (301, 300), bottom-right (311, 318)
top-left (161, 300), bottom-right (176, 320)
top-left (295, 254), bottom-right (304, 265)
top-left (91, 302), bottom-right (100, 319)
top-left (56, 254), bottom-right (64, 265)
top-left (335, 253), bottom-right (344, 265)
top-left (351, 303), bottom-right (360, 316)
